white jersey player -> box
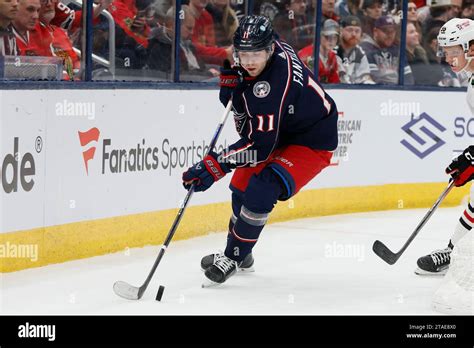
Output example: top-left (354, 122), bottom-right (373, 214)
top-left (416, 17), bottom-right (474, 275)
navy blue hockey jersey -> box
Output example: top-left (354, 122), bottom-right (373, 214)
top-left (221, 39), bottom-right (339, 167)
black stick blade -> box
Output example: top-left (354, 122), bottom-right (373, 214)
top-left (113, 281), bottom-right (141, 300)
top-left (372, 240), bottom-right (399, 265)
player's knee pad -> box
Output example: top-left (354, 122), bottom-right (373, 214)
top-left (267, 162), bottom-right (296, 201)
top-left (243, 167), bottom-right (283, 214)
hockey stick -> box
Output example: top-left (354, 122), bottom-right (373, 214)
top-left (372, 180), bottom-right (455, 265)
top-left (113, 100), bottom-right (234, 300)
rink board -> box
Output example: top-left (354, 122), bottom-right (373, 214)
top-left (0, 88), bottom-right (471, 272)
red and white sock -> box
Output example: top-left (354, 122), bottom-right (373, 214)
top-left (452, 202), bottom-right (474, 245)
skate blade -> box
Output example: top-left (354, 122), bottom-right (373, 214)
top-left (239, 266), bottom-right (255, 273)
top-left (201, 266), bottom-right (255, 273)
top-left (201, 278), bottom-right (222, 288)
top-left (414, 267), bottom-right (448, 276)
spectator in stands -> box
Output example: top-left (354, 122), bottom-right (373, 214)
top-left (407, 0), bottom-right (417, 22)
top-left (108, 0), bottom-right (154, 69)
top-left (189, 0), bottom-right (232, 65)
top-left (152, 0), bottom-right (172, 24)
top-left (461, 0), bottom-right (474, 19)
top-left (335, 15), bottom-right (374, 83)
top-left (0, 0), bottom-right (18, 55)
top-left (360, 15), bottom-right (414, 84)
top-left (423, 25), bottom-right (462, 86)
top-left (406, 21), bottom-right (440, 85)
top-left (229, 0), bottom-right (245, 19)
top-left (423, 25), bottom-right (442, 62)
top-left (273, 0), bottom-right (313, 51)
top-left (147, 5), bottom-right (217, 79)
top-left (12, 0), bottom-right (43, 55)
top-left (254, 0), bottom-right (286, 21)
top-left (451, 0), bottom-right (462, 17)
top-left (337, 0), bottom-right (362, 19)
top-left (408, 0), bottom-right (422, 37)
top-left (189, 0), bottom-right (217, 46)
top-left (422, 0), bottom-right (457, 37)
top-left (206, 0), bottom-right (238, 46)
top-left (52, 0), bottom-right (111, 33)
top-left (298, 19), bottom-right (340, 83)
top-left (360, 0), bottom-right (383, 41)
top-left (322, 0), bottom-right (339, 21)
top-left (37, 0), bottom-right (80, 79)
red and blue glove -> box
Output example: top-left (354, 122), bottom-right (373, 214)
top-left (219, 59), bottom-right (241, 107)
top-left (182, 151), bottom-right (232, 192)
top-left (446, 145), bottom-right (474, 187)
top-left (219, 59), bottom-right (253, 107)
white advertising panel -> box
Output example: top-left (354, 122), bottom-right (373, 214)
top-left (0, 91), bottom-right (47, 232)
top-left (312, 89), bottom-right (471, 189)
top-left (0, 88), bottom-right (470, 234)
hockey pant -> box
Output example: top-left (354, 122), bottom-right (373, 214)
top-left (224, 145), bottom-right (332, 262)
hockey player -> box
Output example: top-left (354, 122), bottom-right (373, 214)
top-left (416, 17), bottom-right (474, 276)
top-left (182, 15), bottom-right (339, 285)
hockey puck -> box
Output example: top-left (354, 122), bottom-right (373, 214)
top-left (155, 285), bottom-right (165, 301)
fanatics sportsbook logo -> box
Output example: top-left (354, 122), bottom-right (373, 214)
top-left (400, 113), bottom-right (446, 159)
top-left (78, 127), bottom-right (101, 175)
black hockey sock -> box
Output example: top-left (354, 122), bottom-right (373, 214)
top-left (224, 206), bottom-right (269, 262)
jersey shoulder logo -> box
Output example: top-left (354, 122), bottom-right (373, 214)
top-left (253, 81), bottom-right (271, 98)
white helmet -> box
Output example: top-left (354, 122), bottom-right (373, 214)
top-left (437, 18), bottom-right (474, 56)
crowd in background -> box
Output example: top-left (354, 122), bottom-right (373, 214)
top-left (0, 0), bottom-right (472, 84)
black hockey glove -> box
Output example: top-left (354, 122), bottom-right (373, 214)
top-left (219, 59), bottom-right (240, 107)
top-left (219, 60), bottom-right (252, 108)
top-left (446, 145), bottom-right (474, 187)
top-left (182, 151), bottom-right (232, 192)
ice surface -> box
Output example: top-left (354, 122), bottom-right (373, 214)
top-left (1, 207), bottom-right (465, 315)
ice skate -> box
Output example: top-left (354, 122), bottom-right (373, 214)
top-left (415, 242), bottom-right (453, 276)
top-left (202, 253), bottom-right (246, 286)
top-left (201, 252), bottom-right (255, 272)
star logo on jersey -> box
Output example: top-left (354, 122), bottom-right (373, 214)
top-left (400, 113), bottom-right (446, 159)
top-left (253, 81), bottom-right (271, 98)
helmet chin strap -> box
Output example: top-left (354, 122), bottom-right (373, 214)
top-left (460, 56), bottom-right (474, 73)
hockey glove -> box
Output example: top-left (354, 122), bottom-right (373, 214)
top-left (446, 145), bottom-right (474, 187)
top-left (219, 59), bottom-right (241, 107)
top-left (219, 60), bottom-right (253, 108)
top-left (182, 151), bottom-right (232, 192)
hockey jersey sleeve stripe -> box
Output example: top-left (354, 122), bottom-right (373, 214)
top-left (276, 41), bottom-right (292, 128)
top-left (308, 76), bottom-right (331, 114)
